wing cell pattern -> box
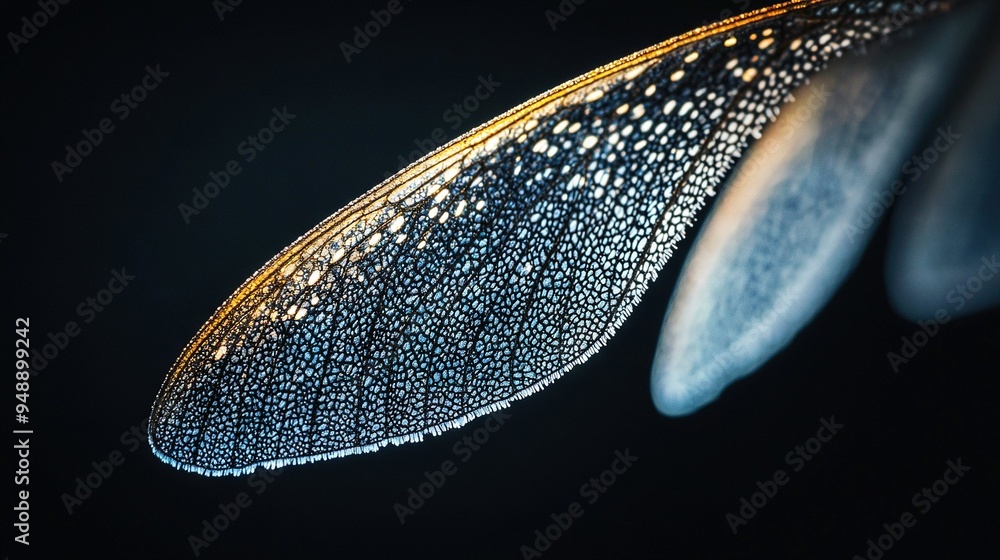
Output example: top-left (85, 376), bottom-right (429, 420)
top-left (150, 0), bottom-right (955, 475)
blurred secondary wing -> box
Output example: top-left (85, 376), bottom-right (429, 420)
top-left (150, 0), bottom-right (956, 475)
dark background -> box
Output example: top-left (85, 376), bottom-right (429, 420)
top-left (2, 0), bottom-right (997, 558)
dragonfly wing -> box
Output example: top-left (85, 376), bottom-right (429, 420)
top-left (651, 3), bottom-right (983, 416)
top-left (150, 0), bottom-right (958, 475)
top-left (886, 18), bottom-right (1000, 321)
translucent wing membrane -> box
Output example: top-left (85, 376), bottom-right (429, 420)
top-left (652, 5), bottom-right (982, 416)
top-left (886, 23), bottom-right (1000, 320)
top-left (150, 0), bottom-right (956, 475)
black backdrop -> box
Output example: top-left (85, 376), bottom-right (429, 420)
top-left (2, 0), bottom-right (997, 558)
